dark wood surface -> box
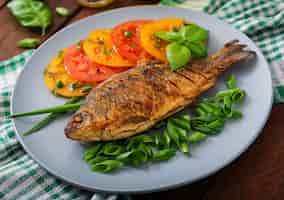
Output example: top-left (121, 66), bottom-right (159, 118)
top-left (1, 1), bottom-right (284, 199)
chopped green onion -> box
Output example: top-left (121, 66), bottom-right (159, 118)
top-left (124, 30), bottom-right (132, 38)
top-left (83, 144), bottom-right (103, 161)
top-left (188, 131), bottom-right (207, 143)
top-left (55, 80), bottom-right (64, 89)
top-left (152, 149), bottom-right (176, 161)
top-left (56, 7), bottom-right (70, 17)
top-left (80, 84), bottom-right (93, 93)
top-left (91, 160), bottom-right (123, 173)
top-left (17, 38), bottom-right (40, 49)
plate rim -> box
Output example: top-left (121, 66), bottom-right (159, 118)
top-left (10, 5), bottom-right (273, 194)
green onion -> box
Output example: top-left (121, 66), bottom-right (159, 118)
top-left (10, 102), bottom-right (82, 118)
top-left (154, 120), bottom-right (166, 128)
top-left (88, 156), bottom-right (109, 165)
top-left (80, 84), bottom-right (93, 93)
top-left (101, 143), bottom-right (124, 156)
top-left (116, 151), bottom-right (133, 162)
top-left (230, 110), bottom-right (243, 119)
top-left (178, 142), bottom-right (190, 154)
top-left (166, 121), bottom-right (180, 146)
top-left (22, 97), bottom-right (81, 136)
top-left (152, 149), bottom-right (176, 161)
top-left (226, 75), bottom-right (237, 89)
top-left (17, 38), bottom-right (40, 49)
top-left (91, 160), bottom-right (124, 173)
top-left (170, 117), bottom-right (190, 130)
top-left (56, 7), bottom-right (70, 17)
top-left (188, 131), bottom-right (207, 143)
top-left (83, 144), bottom-right (103, 161)
top-left (23, 113), bottom-right (58, 136)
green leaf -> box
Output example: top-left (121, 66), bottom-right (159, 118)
top-left (166, 42), bottom-right (191, 70)
top-left (8, 0), bottom-right (52, 35)
top-left (17, 38), bottom-right (40, 49)
top-left (184, 41), bottom-right (207, 58)
top-left (154, 31), bottom-right (183, 42)
top-left (180, 24), bottom-right (208, 42)
top-left (152, 149), bottom-right (176, 161)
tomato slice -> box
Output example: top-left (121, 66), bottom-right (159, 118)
top-left (64, 45), bottom-right (126, 83)
top-left (83, 29), bottom-right (134, 67)
top-left (111, 20), bottom-right (151, 63)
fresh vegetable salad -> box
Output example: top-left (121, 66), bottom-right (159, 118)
top-left (43, 18), bottom-right (209, 97)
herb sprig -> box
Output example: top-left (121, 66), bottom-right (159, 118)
top-left (155, 24), bottom-right (209, 70)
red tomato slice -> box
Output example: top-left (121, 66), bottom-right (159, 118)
top-left (64, 45), bottom-right (126, 83)
top-left (111, 20), bottom-right (151, 63)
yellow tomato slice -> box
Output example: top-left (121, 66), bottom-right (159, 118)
top-left (44, 50), bottom-right (91, 97)
top-left (83, 29), bottom-right (134, 67)
top-left (140, 18), bottom-right (185, 62)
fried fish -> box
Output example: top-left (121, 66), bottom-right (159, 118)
top-left (65, 40), bottom-right (255, 141)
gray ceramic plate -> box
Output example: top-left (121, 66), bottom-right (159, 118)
top-left (11, 6), bottom-right (273, 194)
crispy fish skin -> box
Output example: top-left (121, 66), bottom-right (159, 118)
top-left (65, 40), bottom-right (256, 141)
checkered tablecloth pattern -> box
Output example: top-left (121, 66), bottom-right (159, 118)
top-left (1, 0), bottom-right (283, 199)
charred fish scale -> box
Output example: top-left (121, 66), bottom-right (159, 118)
top-left (65, 40), bottom-right (256, 141)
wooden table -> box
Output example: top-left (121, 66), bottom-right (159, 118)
top-left (1, 1), bottom-right (284, 199)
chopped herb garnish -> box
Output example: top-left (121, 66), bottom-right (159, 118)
top-left (124, 30), bottom-right (133, 38)
top-left (57, 50), bottom-right (64, 58)
top-left (96, 38), bottom-right (104, 45)
top-left (103, 47), bottom-right (112, 55)
top-left (80, 84), bottom-right (93, 93)
top-left (70, 82), bottom-right (82, 91)
top-left (76, 41), bottom-right (81, 48)
top-left (17, 38), bottom-right (40, 49)
top-left (56, 7), bottom-right (70, 17)
top-left (55, 80), bottom-right (64, 89)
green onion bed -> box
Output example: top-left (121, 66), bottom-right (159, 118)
top-left (83, 75), bottom-right (246, 173)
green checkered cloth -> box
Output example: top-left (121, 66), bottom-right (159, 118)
top-left (161, 0), bottom-right (284, 103)
top-left (1, 0), bottom-right (283, 199)
top-left (0, 51), bottom-right (92, 199)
